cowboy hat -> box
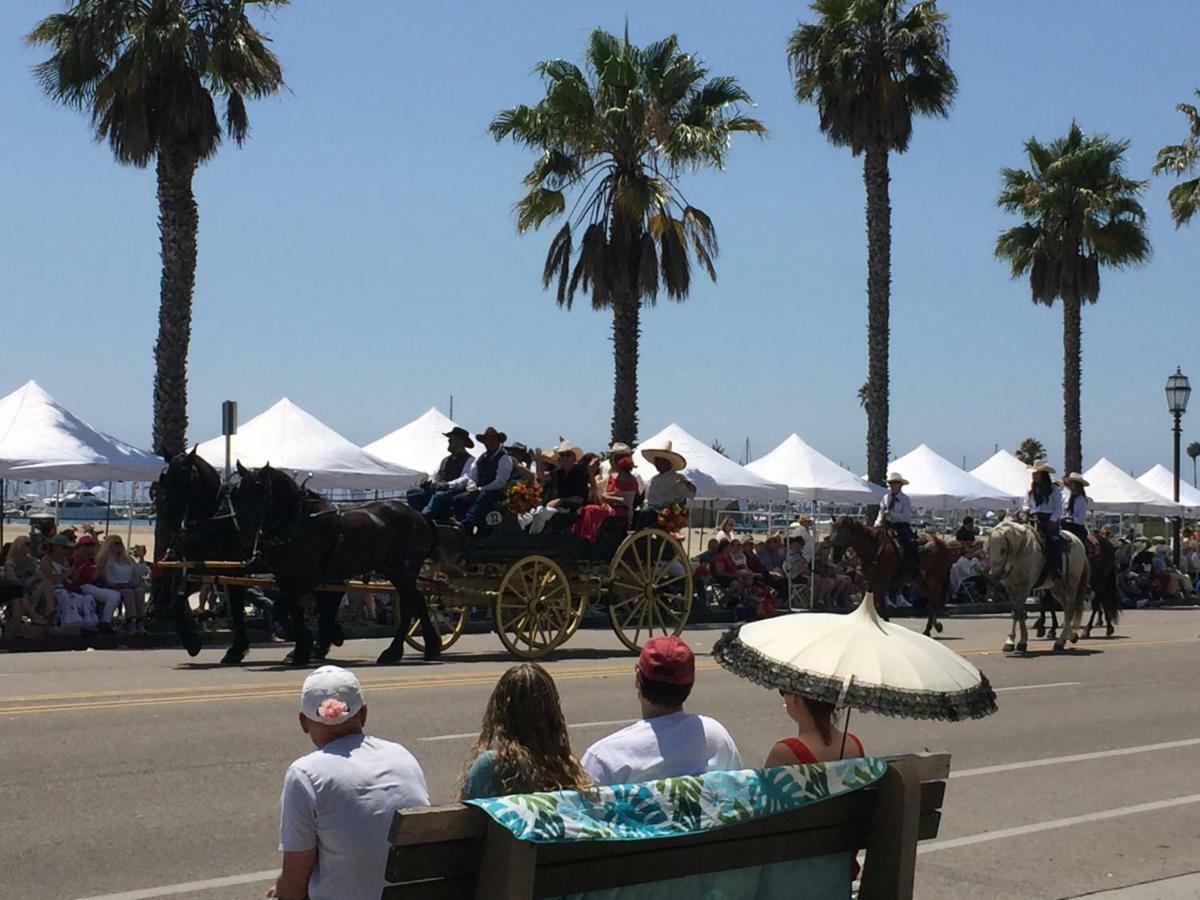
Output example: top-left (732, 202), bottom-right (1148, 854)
top-left (553, 437), bottom-right (582, 459)
top-left (641, 440), bottom-right (686, 472)
top-left (886, 471), bottom-right (909, 485)
top-left (1062, 472), bottom-right (1089, 487)
top-left (475, 426), bottom-right (507, 444)
top-left (504, 442), bottom-right (531, 463)
top-left (1028, 459), bottom-right (1056, 475)
top-left (442, 426), bottom-right (475, 448)
top-left (606, 441), bottom-right (633, 459)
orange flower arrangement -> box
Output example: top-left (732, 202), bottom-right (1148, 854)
top-left (503, 479), bottom-right (542, 515)
top-left (657, 501), bottom-right (688, 534)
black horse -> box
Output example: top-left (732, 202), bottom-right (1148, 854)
top-left (1032, 534), bottom-right (1121, 640)
top-left (230, 462), bottom-right (441, 665)
top-left (153, 449), bottom-right (254, 664)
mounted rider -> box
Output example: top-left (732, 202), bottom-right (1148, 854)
top-left (1022, 460), bottom-right (1063, 577)
top-left (876, 472), bottom-right (920, 573)
top-left (1060, 473), bottom-right (1091, 549)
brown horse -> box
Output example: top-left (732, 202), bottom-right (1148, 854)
top-left (829, 515), bottom-right (957, 636)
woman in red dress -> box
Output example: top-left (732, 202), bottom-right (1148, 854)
top-left (572, 454), bottom-right (639, 543)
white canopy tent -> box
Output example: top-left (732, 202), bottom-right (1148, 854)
top-left (746, 433), bottom-right (880, 504)
top-left (0, 380), bottom-right (163, 482)
top-left (970, 450), bottom-right (1032, 501)
top-left (197, 398), bottom-right (423, 491)
top-left (886, 444), bottom-right (1015, 510)
top-left (1081, 458), bottom-right (1180, 516)
top-left (634, 424), bottom-right (788, 502)
top-left (364, 407), bottom-right (480, 479)
top-left (1137, 464), bottom-right (1200, 514)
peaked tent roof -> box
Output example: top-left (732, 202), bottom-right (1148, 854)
top-left (746, 434), bottom-right (880, 504)
top-left (0, 380), bottom-right (163, 481)
top-left (886, 444), bottom-right (1015, 509)
top-left (197, 398), bottom-right (423, 491)
top-left (969, 450), bottom-right (1030, 501)
top-left (634, 424), bottom-right (788, 502)
top-left (1081, 458), bottom-right (1179, 516)
top-left (364, 407), bottom-right (481, 479)
top-left (1137, 464), bottom-right (1200, 514)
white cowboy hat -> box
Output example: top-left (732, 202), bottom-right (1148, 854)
top-left (606, 441), bottom-right (633, 458)
top-left (1062, 472), bottom-right (1089, 487)
top-left (1028, 460), bottom-right (1056, 475)
top-left (886, 472), bottom-right (909, 485)
top-left (642, 440), bottom-right (686, 472)
top-left (553, 437), bottom-right (582, 459)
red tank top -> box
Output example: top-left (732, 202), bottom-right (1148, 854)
top-left (778, 734), bottom-right (864, 763)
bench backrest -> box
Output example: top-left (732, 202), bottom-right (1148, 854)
top-left (382, 753), bottom-right (949, 900)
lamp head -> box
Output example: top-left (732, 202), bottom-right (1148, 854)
top-left (1166, 367), bottom-right (1191, 416)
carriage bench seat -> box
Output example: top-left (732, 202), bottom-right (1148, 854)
top-left (380, 752), bottom-right (950, 900)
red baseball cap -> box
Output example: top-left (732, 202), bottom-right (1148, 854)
top-left (637, 636), bottom-right (695, 686)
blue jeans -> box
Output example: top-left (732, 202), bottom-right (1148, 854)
top-left (456, 490), bottom-right (501, 528)
top-left (423, 488), bottom-right (464, 521)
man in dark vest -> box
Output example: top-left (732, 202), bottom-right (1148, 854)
top-left (406, 427), bottom-right (474, 511)
top-left (423, 426), bottom-right (513, 533)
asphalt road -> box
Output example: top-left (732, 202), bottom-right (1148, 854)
top-left (3, 609), bottom-right (1200, 900)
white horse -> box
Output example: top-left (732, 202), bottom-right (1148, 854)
top-left (986, 519), bottom-right (1090, 654)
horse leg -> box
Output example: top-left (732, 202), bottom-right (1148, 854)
top-left (1033, 609), bottom-right (1046, 638)
top-left (1004, 609), bottom-right (1017, 653)
top-left (165, 571), bottom-right (202, 658)
top-left (220, 585), bottom-right (250, 665)
top-left (314, 591), bottom-right (343, 660)
top-left (276, 582), bottom-right (312, 667)
top-left (1048, 607), bottom-right (1059, 642)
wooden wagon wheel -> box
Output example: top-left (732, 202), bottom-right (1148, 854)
top-left (403, 566), bottom-right (469, 653)
top-left (494, 555), bottom-right (573, 659)
top-left (608, 528), bottom-right (693, 652)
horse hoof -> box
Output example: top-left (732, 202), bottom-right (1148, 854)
top-left (1002, 640), bottom-right (1015, 652)
top-left (1034, 625), bottom-right (1045, 638)
top-left (220, 644), bottom-right (248, 665)
top-left (315, 641), bottom-right (332, 661)
top-left (376, 647), bottom-right (404, 665)
top-left (423, 646), bottom-right (441, 662)
top-left (289, 647), bottom-right (312, 668)
top-left (1106, 624), bottom-right (1115, 638)
top-left (1070, 633), bottom-right (1079, 645)
top-left (1052, 643), bottom-right (1067, 654)
top-left (1016, 642), bottom-right (1028, 655)
top-left (183, 634), bottom-right (202, 657)
top-left (934, 621), bottom-right (944, 634)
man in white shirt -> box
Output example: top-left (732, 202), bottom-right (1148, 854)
top-left (875, 472), bottom-right (919, 572)
top-left (423, 426), bottom-right (513, 532)
top-left (271, 666), bottom-right (430, 900)
top-left (640, 441), bottom-right (696, 527)
top-left (581, 636), bottom-right (741, 785)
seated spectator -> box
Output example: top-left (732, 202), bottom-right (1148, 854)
top-left (765, 693), bottom-right (864, 766)
top-left (755, 534), bottom-right (787, 571)
top-left (96, 535), bottom-right (150, 634)
top-left (714, 517), bottom-right (736, 545)
top-left (69, 535), bottom-right (120, 634)
top-left (581, 637), bottom-right (741, 785)
top-left (2, 535), bottom-right (47, 629)
top-left (460, 663), bottom-right (593, 799)
top-left (744, 539), bottom-right (787, 601)
top-left (40, 535), bottom-right (84, 629)
top-left (955, 516), bottom-right (978, 544)
top-left (949, 551), bottom-right (984, 601)
top-left (272, 666), bottom-right (430, 900)
top-left (28, 517), bottom-right (57, 558)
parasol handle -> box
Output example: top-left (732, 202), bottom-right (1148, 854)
top-left (836, 675), bottom-right (855, 760)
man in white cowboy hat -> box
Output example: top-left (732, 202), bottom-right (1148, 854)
top-left (423, 425), bottom-right (513, 532)
top-left (1022, 460), bottom-right (1063, 576)
top-left (875, 472), bottom-right (919, 572)
top-left (1060, 472), bottom-right (1091, 547)
top-left (641, 440), bottom-right (696, 524)
top-left (545, 438), bottom-right (589, 511)
top-left (272, 666), bottom-right (429, 900)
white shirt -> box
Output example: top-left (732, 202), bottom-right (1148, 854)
top-left (279, 733), bottom-right (430, 900)
top-left (1022, 490), bottom-right (1060, 521)
top-left (580, 710), bottom-right (742, 785)
top-left (447, 450), bottom-right (513, 493)
top-left (949, 555), bottom-right (981, 595)
top-left (1063, 492), bottom-right (1088, 524)
top-left (875, 490), bottom-right (912, 526)
top-left (645, 472), bottom-right (693, 508)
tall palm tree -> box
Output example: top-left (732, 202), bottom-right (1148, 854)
top-left (995, 123), bottom-right (1150, 475)
top-left (1187, 441), bottom-right (1200, 488)
top-left (491, 28), bottom-right (764, 445)
top-left (1153, 90), bottom-right (1200, 228)
top-left (1015, 437), bottom-right (1046, 467)
top-left (788, 0), bottom-right (956, 485)
top-left (29, 0), bottom-right (287, 460)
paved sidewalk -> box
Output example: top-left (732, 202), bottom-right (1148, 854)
top-left (1071, 872), bottom-right (1200, 898)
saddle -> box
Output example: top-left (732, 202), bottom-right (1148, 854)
top-left (1030, 529), bottom-right (1068, 589)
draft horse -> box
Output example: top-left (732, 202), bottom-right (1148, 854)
top-left (153, 449), bottom-right (255, 664)
top-left (985, 519), bottom-right (1090, 654)
top-left (828, 515), bottom-right (956, 636)
top-left (231, 463), bottom-right (441, 666)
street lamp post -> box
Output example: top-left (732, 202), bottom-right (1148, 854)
top-left (1165, 368), bottom-right (1191, 567)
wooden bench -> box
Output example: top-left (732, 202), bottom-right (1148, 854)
top-left (381, 753), bottom-right (950, 900)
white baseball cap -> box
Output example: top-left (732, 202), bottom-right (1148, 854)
top-left (300, 665), bottom-right (364, 725)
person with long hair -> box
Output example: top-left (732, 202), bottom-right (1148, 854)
top-left (95, 534), bottom-right (150, 634)
top-left (1022, 461), bottom-right (1063, 576)
top-left (764, 693), bottom-right (864, 766)
top-left (2, 535), bottom-right (47, 630)
top-left (460, 663), bottom-right (593, 799)
top-left (1060, 473), bottom-right (1091, 547)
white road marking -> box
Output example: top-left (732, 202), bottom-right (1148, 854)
top-left (420, 718), bottom-right (632, 742)
top-left (993, 681), bottom-right (1080, 692)
top-left (952, 737), bottom-right (1200, 779)
top-left (76, 869), bottom-right (277, 900)
top-left (919, 794), bottom-right (1200, 854)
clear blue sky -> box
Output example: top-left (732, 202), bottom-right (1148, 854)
top-left (1, 0), bottom-right (1197, 476)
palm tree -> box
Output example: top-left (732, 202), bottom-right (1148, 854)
top-left (1188, 441), bottom-right (1200, 488)
top-left (1153, 90), bottom-right (1200, 228)
top-left (491, 28), bottom-right (764, 445)
top-left (995, 123), bottom-right (1150, 475)
top-left (29, 1), bottom-right (287, 460)
top-left (788, 0), bottom-right (956, 485)
top-left (1014, 438), bottom-right (1046, 467)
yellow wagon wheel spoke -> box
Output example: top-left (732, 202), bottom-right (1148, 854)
top-left (495, 556), bottom-right (572, 660)
top-left (608, 529), bottom-right (693, 652)
top-left (404, 565), bottom-right (470, 653)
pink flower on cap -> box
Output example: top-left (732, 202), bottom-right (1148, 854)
top-left (317, 698), bottom-right (348, 721)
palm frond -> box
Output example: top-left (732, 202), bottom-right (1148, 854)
top-left (515, 188), bottom-right (566, 233)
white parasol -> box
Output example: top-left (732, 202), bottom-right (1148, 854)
top-left (713, 597), bottom-right (997, 722)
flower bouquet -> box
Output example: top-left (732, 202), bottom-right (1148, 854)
top-left (503, 479), bottom-right (542, 515)
top-left (656, 501), bottom-right (688, 534)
